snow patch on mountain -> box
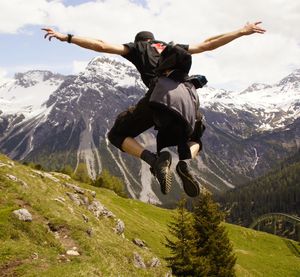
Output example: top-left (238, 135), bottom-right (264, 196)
top-left (76, 116), bottom-right (102, 180)
top-left (104, 134), bottom-right (137, 198)
top-left (252, 147), bottom-right (260, 170)
top-left (196, 157), bottom-right (235, 189)
top-left (0, 71), bottom-right (64, 119)
top-left (199, 69), bottom-right (300, 132)
top-left (84, 56), bottom-right (145, 89)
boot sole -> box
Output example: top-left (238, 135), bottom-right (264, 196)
top-left (176, 161), bottom-right (200, 197)
top-left (154, 151), bottom-right (172, 195)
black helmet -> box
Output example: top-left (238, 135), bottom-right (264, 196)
top-left (134, 31), bottom-right (155, 42)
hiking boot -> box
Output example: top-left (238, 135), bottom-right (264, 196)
top-left (176, 160), bottom-right (200, 197)
top-left (151, 151), bottom-right (172, 195)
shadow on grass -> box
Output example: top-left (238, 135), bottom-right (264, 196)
top-left (283, 239), bottom-right (300, 258)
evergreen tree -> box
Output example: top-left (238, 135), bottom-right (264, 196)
top-left (192, 192), bottom-right (236, 277)
top-left (92, 169), bottom-right (127, 198)
top-left (74, 163), bottom-right (91, 183)
top-left (165, 198), bottom-right (197, 276)
top-left (60, 164), bottom-right (74, 178)
top-left (165, 194), bottom-right (236, 277)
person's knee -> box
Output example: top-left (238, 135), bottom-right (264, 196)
top-left (178, 142), bottom-right (192, 160)
top-left (107, 128), bottom-right (124, 150)
top-left (190, 120), bottom-right (205, 143)
top-left (107, 129), bottom-right (116, 146)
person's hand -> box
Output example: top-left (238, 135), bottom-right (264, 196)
top-left (42, 28), bottom-right (68, 41)
top-left (241, 21), bottom-right (266, 35)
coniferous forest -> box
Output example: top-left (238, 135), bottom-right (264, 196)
top-left (217, 151), bottom-right (300, 228)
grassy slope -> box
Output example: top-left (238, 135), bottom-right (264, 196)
top-left (0, 154), bottom-right (299, 277)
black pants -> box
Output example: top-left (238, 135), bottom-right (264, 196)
top-left (108, 93), bottom-right (205, 159)
top-left (153, 109), bottom-right (205, 160)
top-left (108, 92), bottom-right (154, 150)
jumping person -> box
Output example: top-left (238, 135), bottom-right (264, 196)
top-left (148, 43), bottom-right (208, 197)
top-left (42, 21), bottom-right (266, 197)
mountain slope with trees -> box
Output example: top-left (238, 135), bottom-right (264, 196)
top-left (218, 151), bottom-right (300, 227)
top-left (1, 62), bottom-right (299, 204)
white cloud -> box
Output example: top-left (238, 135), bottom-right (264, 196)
top-left (72, 60), bottom-right (89, 74)
top-left (0, 0), bottom-right (49, 33)
top-left (0, 68), bottom-right (13, 85)
top-left (0, 0), bottom-right (300, 90)
top-left (4, 64), bottom-right (72, 76)
top-left (191, 33), bottom-right (300, 90)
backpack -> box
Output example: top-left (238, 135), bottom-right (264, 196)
top-left (148, 43), bottom-right (207, 152)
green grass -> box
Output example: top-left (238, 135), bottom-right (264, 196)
top-left (0, 153), bottom-right (299, 276)
top-left (227, 224), bottom-right (300, 276)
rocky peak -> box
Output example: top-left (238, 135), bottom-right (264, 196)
top-left (14, 70), bottom-right (65, 88)
top-left (80, 56), bottom-right (142, 87)
top-left (278, 69), bottom-right (300, 87)
top-left (241, 83), bottom-right (272, 94)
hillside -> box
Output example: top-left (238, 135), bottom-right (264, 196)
top-left (0, 154), bottom-right (300, 276)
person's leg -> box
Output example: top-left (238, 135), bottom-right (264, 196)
top-left (121, 137), bottom-right (145, 158)
top-left (176, 140), bottom-right (201, 197)
top-left (175, 119), bottom-right (205, 197)
top-left (152, 111), bottom-right (177, 194)
top-left (150, 151), bottom-right (172, 195)
top-left (108, 96), bottom-right (156, 165)
top-left (121, 137), bottom-right (159, 170)
top-left (108, 96), bottom-right (172, 194)
top-left (188, 141), bottom-right (200, 159)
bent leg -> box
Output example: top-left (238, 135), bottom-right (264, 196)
top-left (186, 115), bottom-right (206, 159)
top-left (188, 141), bottom-right (201, 159)
top-left (176, 118), bottom-right (205, 197)
top-left (108, 97), bottom-right (173, 194)
top-left (121, 137), bottom-right (144, 158)
top-left (108, 95), bottom-right (154, 158)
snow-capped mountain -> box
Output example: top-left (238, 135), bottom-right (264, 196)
top-left (200, 69), bottom-right (300, 134)
top-left (0, 70), bottom-right (65, 118)
top-left (0, 58), bottom-right (299, 205)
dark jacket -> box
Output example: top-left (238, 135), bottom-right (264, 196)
top-left (149, 44), bottom-right (201, 152)
top-left (150, 76), bottom-right (199, 136)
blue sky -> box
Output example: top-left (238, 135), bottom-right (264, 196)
top-left (1, 0), bottom-right (300, 90)
top-left (1, 25), bottom-right (96, 74)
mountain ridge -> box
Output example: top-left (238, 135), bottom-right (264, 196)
top-left (0, 57), bottom-right (299, 204)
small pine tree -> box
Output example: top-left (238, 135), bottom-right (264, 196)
top-left (192, 192), bottom-right (236, 277)
top-left (74, 163), bottom-right (91, 183)
top-left (92, 169), bottom-right (127, 198)
top-left (24, 162), bottom-right (44, 170)
top-left (165, 194), bottom-right (236, 277)
top-left (60, 164), bottom-right (74, 178)
top-left (165, 198), bottom-right (197, 276)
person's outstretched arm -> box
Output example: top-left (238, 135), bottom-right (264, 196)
top-left (188, 21), bottom-right (266, 54)
top-left (42, 28), bottom-right (129, 55)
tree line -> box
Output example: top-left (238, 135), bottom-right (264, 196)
top-left (217, 151), bottom-right (300, 227)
